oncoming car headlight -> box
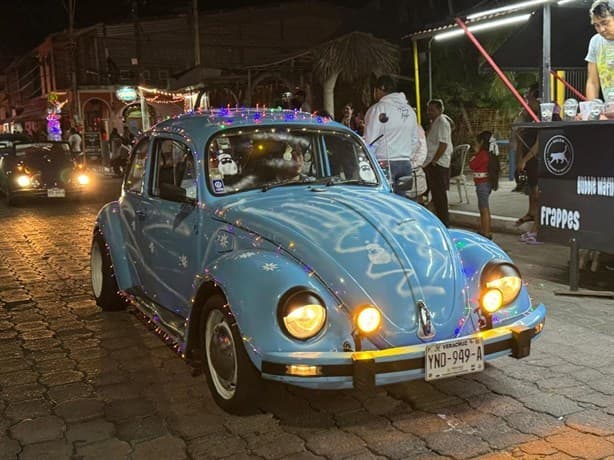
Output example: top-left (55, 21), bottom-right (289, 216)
top-left (77, 173), bottom-right (90, 185)
top-left (480, 261), bottom-right (522, 313)
top-left (16, 175), bottom-right (32, 187)
top-left (278, 290), bottom-right (326, 340)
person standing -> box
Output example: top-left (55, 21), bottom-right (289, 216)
top-left (469, 131), bottom-right (496, 239)
top-left (424, 99), bottom-right (453, 227)
top-left (339, 103), bottom-right (364, 135)
top-left (68, 128), bottom-right (82, 154)
top-left (586, 0), bottom-right (614, 101)
top-left (363, 75), bottom-right (419, 196)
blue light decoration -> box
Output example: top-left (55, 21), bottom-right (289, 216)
top-left (46, 92), bottom-right (67, 141)
top-left (47, 110), bottom-right (62, 141)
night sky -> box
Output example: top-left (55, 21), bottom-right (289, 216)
top-left (0, 0), bottom-right (500, 65)
top-left (0, 0), bottom-right (372, 62)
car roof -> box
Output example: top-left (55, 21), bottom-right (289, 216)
top-left (150, 108), bottom-right (347, 148)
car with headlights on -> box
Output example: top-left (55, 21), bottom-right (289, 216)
top-left (90, 108), bottom-right (546, 414)
top-left (0, 141), bottom-right (92, 205)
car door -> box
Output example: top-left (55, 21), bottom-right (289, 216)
top-left (142, 136), bottom-right (202, 317)
top-left (119, 137), bottom-right (152, 292)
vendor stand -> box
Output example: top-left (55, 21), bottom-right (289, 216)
top-left (516, 119), bottom-right (614, 290)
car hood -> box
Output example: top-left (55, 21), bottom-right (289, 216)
top-left (216, 187), bottom-right (467, 346)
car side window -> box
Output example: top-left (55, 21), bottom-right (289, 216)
top-left (151, 138), bottom-right (197, 200)
top-left (125, 139), bottom-right (150, 194)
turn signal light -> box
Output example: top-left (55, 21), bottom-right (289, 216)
top-left (356, 306), bottom-right (382, 334)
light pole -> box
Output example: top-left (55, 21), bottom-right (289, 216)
top-left (65, 0), bottom-right (79, 129)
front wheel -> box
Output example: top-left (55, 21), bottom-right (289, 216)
top-left (201, 296), bottom-right (260, 414)
top-left (90, 231), bottom-right (126, 311)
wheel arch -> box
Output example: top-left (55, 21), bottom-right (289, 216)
top-left (94, 202), bottom-right (140, 291)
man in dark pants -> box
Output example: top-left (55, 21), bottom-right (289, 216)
top-left (424, 99), bottom-right (453, 227)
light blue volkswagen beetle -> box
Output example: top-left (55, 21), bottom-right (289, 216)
top-left (90, 109), bottom-right (546, 413)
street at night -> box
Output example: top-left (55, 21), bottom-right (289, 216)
top-left (2, 0), bottom-right (614, 458)
top-left (0, 178), bottom-right (613, 460)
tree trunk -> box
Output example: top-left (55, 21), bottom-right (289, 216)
top-left (322, 72), bottom-right (340, 118)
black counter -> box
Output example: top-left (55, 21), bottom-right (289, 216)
top-left (513, 120), bottom-right (614, 253)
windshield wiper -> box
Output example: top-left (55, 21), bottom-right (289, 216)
top-left (261, 178), bottom-right (305, 192)
top-left (324, 178), bottom-right (376, 186)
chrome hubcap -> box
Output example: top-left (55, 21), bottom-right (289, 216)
top-left (206, 309), bottom-right (237, 399)
top-left (91, 241), bottom-right (103, 298)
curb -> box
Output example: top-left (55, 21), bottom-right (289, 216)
top-left (450, 209), bottom-right (531, 235)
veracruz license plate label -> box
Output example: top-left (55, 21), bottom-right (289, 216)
top-left (425, 337), bottom-right (484, 381)
top-left (47, 188), bottom-right (66, 198)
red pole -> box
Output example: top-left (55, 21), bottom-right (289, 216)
top-left (454, 17), bottom-right (540, 123)
top-left (550, 70), bottom-right (587, 101)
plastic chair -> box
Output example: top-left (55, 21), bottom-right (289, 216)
top-left (449, 144), bottom-right (471, 203)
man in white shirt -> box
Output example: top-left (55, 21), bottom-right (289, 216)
top-left (363, 75), bottom-right (420, 196)
top-left (424, 99), bottom-right (453, 227)
top-left (68, 128), bottom-right (82, 154)
top-left (585, 0), bottom-right (614, 101)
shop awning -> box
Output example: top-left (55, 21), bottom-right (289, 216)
top-left (6, 97), bottom-right (50, 123)
top-left (492, 6), bottom-right (594, 70)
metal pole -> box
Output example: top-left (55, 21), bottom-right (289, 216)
top-left (428, 38), bottom-right (433, 102)
top-left (542, 3), bottom-right (551, 102)
top-left (412, 39), bottom-right (422, 125)
top-left (193, 0), bottom-right (201, 67)
top-left (569, 237), bottom-right (579, 291)
top-left (454, 17), bottom-right (540, 122)
top-left (68, 0), bottom-right (78, 129)
top-left (139, 87), bottom-right (149, 131)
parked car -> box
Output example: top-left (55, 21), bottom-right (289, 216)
top-left (90, 109), bottom-right (546, 413)
top-left (0, 141), bottom-right (92, 205)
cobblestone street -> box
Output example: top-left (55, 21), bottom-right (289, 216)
top-left (1, 190), bottom-right (613, 460)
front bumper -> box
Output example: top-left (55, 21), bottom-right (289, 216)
top-left (261, 303), bottom-right (546, 390)
top-left (11, 186), bottom-right (85, 199)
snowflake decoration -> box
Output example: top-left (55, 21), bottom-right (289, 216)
top-left (262, 262), bottom-right (278, 272)
top-left (217, 232), bottom-right (230, 248)
top-left (238, 251), bottom-right (256, 259)
top-left (179, 255), bottom-right (188, 268)
top-left (149, 242), bottom-right (155, 254)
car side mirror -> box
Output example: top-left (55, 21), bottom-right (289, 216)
top-left (159, 182), bottom-right (195, 204)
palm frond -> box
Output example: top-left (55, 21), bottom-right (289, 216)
top-left (312, 32), bottom-right (399, 83)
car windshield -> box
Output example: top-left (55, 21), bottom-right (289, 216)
top-left (206, 127), bottom-right (378, 195)
top-left (14, 142), bottom-right (72, 160)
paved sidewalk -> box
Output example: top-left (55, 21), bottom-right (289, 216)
top-left (448, 178), bottom-right (530, 235)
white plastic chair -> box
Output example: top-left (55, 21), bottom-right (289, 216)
top-left (449, 144), bottom-right (471, 204)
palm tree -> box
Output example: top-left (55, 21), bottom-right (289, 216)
top-left (312, 31), bottom-right (399, 117)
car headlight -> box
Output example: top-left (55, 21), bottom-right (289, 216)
top-left (480, 261), bottom-right (522, 313)
top-left (355, 305), bottom-right (382, 334)
top-left (77, 173), bottom-right (90, 185)
top-left (279, 290), bottom-right (326, 340)
top-left (16, 175), bottom-right (31, 187)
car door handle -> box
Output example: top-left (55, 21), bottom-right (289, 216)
top-left (135, 209), bottom-right (147, 219)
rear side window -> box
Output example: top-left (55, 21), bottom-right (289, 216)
top-left (150, 139), bottom-right (197, 200)
top-left (125, 139), bottom-right (150, 194)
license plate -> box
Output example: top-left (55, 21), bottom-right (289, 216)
top-left (47, 188), bottom-right (66, 198)
top-left (425, 337), bottom-right (484, 381)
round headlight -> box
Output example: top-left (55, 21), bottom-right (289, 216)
top-left (355, 305), bottom-right (382, 334)
top-left (77, 174), bottom-right (90, 185)
top-left (279, 291), bottom-right (326, 340)
top-left (482, 261), bottom-right (522, 306)
top-left (16, 175), bottom-right (31, 187)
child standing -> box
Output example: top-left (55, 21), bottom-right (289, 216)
top-left (469, 130), bottom-right (495, 239)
